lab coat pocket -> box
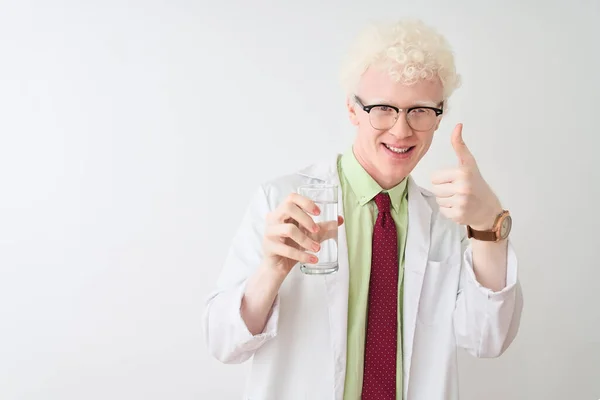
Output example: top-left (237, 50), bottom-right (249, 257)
top-left (417, 254), bottom-right (461, 326)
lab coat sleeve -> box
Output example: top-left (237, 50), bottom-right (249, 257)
top-left (203, 184), bottom-right (280, 364)
top-left (453, 228), bottom-right (524, 358)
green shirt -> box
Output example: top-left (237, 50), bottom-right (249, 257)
top-left (339, 148), bottom-right (409, 400)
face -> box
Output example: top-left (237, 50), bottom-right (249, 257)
top-left (347, 66), bottom-right (445, 189)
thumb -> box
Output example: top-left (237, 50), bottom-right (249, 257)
top-left (451, 123), bottom-right (475, 166)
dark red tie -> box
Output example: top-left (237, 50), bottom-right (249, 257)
top-left (361, 192), bottom-right (398, 400)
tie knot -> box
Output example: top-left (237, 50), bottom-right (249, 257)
top-left (374, 192), bottom-right (392, 213)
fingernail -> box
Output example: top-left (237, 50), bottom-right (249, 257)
top-left (310, 256), bottom-right (318, 263)
top-left (313, 207), bottom-right (320, 215)
top-left (312, 243), bottom-right (320, 252)
top-left (313, 225), bottom-right (320, 233)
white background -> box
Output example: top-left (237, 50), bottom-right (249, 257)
top-left (1, 0), bottom-right (599, 399)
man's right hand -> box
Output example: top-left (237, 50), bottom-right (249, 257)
top-left (241, 192), bottom-right (343, 336)
top-left (262, 193), bottom-right (344, 278)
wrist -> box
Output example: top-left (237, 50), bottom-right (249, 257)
top-left (242, 263), bottom-right (285, 336)
top-left (471, 206), bottom-right (504, 231)
top-left (258, 261), bottom-right (288, 287)
top-left (244, 263), bottom-right (286, 310)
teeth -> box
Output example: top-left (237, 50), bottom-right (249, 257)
top-left (385, 144), bottom-right (411, 153)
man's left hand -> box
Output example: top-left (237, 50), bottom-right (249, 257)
top-left (430, 123), bottom-right (503, 231)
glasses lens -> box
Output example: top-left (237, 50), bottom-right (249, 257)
top-left (369, 106), bottom-right (399, 130)
top-left (407, 108), bottom-right (437, 131)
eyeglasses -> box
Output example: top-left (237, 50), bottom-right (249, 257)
top-left (354, 95), bottom-right (444, 132)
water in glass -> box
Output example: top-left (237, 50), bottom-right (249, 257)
top-left (297, 184), bottom-right (338, 275)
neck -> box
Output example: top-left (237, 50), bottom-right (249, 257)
top-left (352, 146), bottom-right (407, 190)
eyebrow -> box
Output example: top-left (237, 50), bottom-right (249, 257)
top-left (412, 100), bottom-right (440, 108)
top-left (370, 98), bottom-right (440, 108)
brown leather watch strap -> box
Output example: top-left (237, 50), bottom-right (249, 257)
top-left (467, 225), bottom-right (497, 241)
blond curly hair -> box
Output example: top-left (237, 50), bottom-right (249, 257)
top-left (339, 19), bottom-right (462, 100)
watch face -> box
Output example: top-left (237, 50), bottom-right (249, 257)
top-left (500, 215), bottom-right (512, 239)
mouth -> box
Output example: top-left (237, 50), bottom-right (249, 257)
top-left (383, 143), bottom-right (416, 157)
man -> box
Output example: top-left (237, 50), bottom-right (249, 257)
top-left (204, 18), bottom-right (523, 400)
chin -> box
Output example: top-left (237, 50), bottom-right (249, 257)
top-left (376, 163), bottom-right (410, 183)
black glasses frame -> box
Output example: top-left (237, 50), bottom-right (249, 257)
top-left (354, 95), bottom-right (444, 131)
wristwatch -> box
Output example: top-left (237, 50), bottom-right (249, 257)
top-left (467, 210), bottom-right (512, 242)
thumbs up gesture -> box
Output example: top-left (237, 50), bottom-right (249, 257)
top-left (431, 124), bottom-right (503, 231)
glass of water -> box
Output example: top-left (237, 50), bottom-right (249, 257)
top-left (297, 184), bottom-right (339, 275)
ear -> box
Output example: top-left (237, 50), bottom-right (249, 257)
top-left (434, 100), bottom-right (445, 131)
top-left (346, 96), bottom-right (359, 126)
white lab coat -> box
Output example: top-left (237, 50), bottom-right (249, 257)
top-left (204, 155), bottom-right (523, 400)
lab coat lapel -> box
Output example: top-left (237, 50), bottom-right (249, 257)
top-left (326, 174), bottom-right (350, 400)
top-left (403, 177), bottom-right (431, 394)
top-left (298, 155), bottom-right (349, 400)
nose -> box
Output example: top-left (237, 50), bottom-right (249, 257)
top-left (388, 114), bottom-right (413, 139)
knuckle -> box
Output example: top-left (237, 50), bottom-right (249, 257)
top-left (281, 201), bottom-right (293, 214)
top-left (262, 225), bottom-right (273, 239)
top-left (280, 245), bottom-right (291, 257)
top-left (266, 211), bottom-right (277, 224)
top-left (286, 193), bottom-right (298, 204)
top-left (284, 224), bottom-right (296, 237)
top-left (280, 243), bottom-right (293, 257)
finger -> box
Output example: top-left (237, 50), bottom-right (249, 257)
top-left (438, 206), bottom-right (461, 221)
top-left (314, 220), bottom-right (339, 243)
top-left (288, 193), bottom-right (320, 216)
top-left (266, 223), bottom-right (320, 252)
top-left (430, 182), bottom-right (457, 198)
top-left (451, 123), bottom-right (475, 166)
top-left (266, 240), bottom-right (317, 264)
top-left (431, 168), bottom-right (462, 185)
top-left (436, 196), bottom-right (454, 208)
top-left (279, 202), bottom-right (320, 233)
top-left (438, 193), bottom-right (469, 207)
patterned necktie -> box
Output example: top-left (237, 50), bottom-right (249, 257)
top-left (361, 192), bottom-right (398, 399)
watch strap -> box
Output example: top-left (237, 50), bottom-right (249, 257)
top-left (466, 225), bottom-right (498, 242)
top-left (467, 210), bottom-right (511, 242)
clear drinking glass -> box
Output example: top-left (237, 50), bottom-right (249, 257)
top-left (297, 184), bottom-right (339, 275)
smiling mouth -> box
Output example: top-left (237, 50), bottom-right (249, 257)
top-left (384, 143), bottom-right (415, 154)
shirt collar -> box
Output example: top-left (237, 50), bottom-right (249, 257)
top-left (340, 147), bottom-right (408, 212)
